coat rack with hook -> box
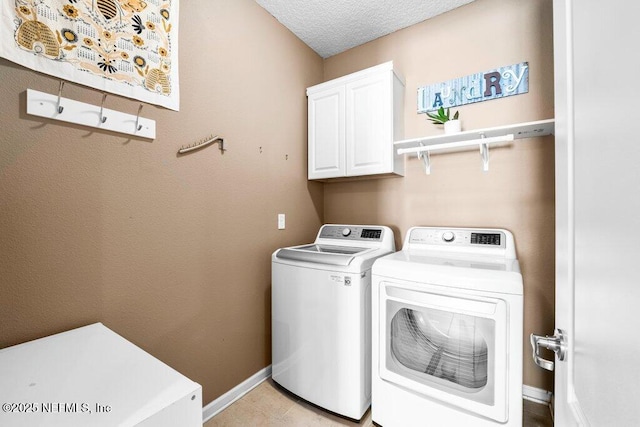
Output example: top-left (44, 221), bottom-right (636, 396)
top-left (26, 82), bottom-right (156, 139)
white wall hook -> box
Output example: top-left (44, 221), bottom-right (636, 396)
top-left (99, 94), bottom-right (108, 123)
top-left (135, 104), bottom-right (143, 131)
top-left (57, 81), bottom-right (64, 114)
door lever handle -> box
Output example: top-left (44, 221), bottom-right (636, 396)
top-left (530, 329), bottom-right (566, 371)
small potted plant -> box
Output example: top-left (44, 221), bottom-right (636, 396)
top-left (426, 107), bottom-right (461, 134)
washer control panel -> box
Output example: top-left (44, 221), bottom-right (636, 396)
top-left (408, 228), bottom-right (506, 249)
top-left (319, 225), bottom-right (384, 241)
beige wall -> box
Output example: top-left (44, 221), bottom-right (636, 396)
top-left (0, 0), bottom-right (323, 404)
top-left (323, 0), bottom-right (555, 391)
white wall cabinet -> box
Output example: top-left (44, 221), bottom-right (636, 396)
top-left (307, 61), bottom-right (404, 180)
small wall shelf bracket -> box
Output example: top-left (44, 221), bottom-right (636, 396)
top-left (479, 134), bottom-right (490, 172)
top-left (417, 143), bottom-right (431, 175)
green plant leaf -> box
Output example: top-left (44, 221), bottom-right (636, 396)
top-left (445, 108), bottom-right (450, 120)
top-left (427, 115), bottom-right (444, 124)
top-left (453, 111), bottom-right (459, 120)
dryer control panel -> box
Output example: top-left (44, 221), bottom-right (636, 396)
top-left (407, 227), bottom-right (513, 256)
top-left (319, 225), bottom-right (384, 241)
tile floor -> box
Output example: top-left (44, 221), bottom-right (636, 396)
top-left (204, 378), bottom-right (554, 426)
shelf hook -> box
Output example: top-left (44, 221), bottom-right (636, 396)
top-left (417, 143), bottom-right (431, 175)
top-left (99, 93), bottom-right (108, 123)
top-left (135, 104), bottom-right (143, 131)
top-left (56, 81), bottom-right (64, 114)
top-left (479, 134), bottom-right (489, 172)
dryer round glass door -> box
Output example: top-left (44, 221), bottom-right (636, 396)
top-left (378, 281), bottom-right (509, 423)
top-left (390, 307), bottom-right (490, 391)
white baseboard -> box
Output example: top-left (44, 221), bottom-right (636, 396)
top-left (202, 365), bottom-right (272, 423)
top-left (522, 384), bottom-right (553, 405)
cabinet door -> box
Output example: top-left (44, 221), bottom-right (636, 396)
top-left (308, 87), bottom-right (345, 179)
top-left (345, 73), bottom-right (392, 176)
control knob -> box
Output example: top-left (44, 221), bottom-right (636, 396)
top-left (442, 231), bottom-right (455, 242)
top-left (342, 228), bottom-right (351, 237)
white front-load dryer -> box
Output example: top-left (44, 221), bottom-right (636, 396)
top-left (372, 227), bottom-right (523, 426)
top-left (272, 224), bottom-right (395, 420)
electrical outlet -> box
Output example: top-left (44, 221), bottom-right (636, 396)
top-left (278, 214), bottom-right (285, 230)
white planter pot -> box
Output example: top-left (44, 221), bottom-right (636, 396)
top-left (444, 120), bottom-right (461, 134)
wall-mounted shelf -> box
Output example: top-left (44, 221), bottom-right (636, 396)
top-left (394, 119), bottom-right (554, 174)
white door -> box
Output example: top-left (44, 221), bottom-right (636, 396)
top-left (345, 73), bottom-right (392, 176)
top-left (543, 1), bottom-right (640, 425)
top-left (308, 86), bottom-right (345, 179)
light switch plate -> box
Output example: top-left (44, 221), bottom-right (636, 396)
top-left (278, 214), bottom-right (285, 230)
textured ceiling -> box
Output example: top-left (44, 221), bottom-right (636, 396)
top-left (255, 0), bottom-right (477, 58)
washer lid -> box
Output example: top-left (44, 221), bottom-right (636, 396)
top-left (275, 244), bottom-right (373, 266)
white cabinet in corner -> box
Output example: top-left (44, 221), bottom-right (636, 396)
top-left (307, 61), bottom-right (405, 180)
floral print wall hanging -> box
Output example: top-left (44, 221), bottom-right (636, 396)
top-left (1, 0), bottom-right (180, 111)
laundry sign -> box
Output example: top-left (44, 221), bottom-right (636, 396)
top-left (417, 62), bottom-right (529, 113)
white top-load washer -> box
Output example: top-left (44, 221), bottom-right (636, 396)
top-left (372, 227), bottom-right (523, 426)
top-left (272, 224), bottom-right (395, 420)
